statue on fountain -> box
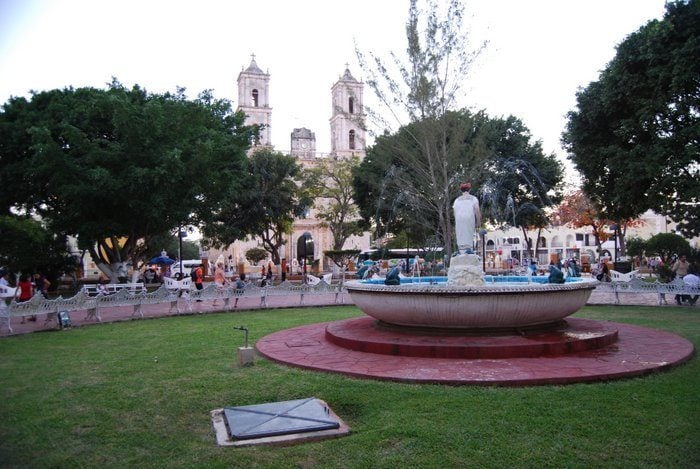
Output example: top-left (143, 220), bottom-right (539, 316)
top-left (453, 182), bottom-right (481, 254)
top-left (448, 182), bottom-right (485, 286)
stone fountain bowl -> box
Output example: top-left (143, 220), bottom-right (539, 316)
top-left (345, 276), bottom-right (598, 330)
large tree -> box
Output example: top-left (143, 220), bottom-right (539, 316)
top-left (552, 190), bottom-right (644, 258)
top-left (562, 0), bottom-right (700, 237)
top-left (355, 0), bottom-right (486, 258)
top-left (0, 81), bottom-right (254, 281)
top-left (203, 148), bottom-right (310, 264)
top-left (303, 155), bottom-right (364, 250)
top-left (353, 110), bottom-right (563, 256)
top-left (0, 215), bottom-right (75, 286)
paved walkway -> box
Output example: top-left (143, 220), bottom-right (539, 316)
top-left (1, 288), bottom-right (695, 338)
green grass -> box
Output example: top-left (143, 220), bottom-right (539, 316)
top-left (0, 305), bottom-right (698, 468)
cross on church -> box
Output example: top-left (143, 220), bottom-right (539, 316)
top-left (251, 53), bottom-right (256, 62)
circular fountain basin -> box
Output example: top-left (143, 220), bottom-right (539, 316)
top-left (345, 276), bottom-right (598, 329)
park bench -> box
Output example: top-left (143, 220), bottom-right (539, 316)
top-left (82, 282), bottom-right (146, 296)
top-left (163, 278), bottom-right (192, 313)
top-left (609, 270), bottom-right (640, 282)
top-left (595, 277), bottom-right (700, 305)
top-left (0, 280), bottom-right (348, 333)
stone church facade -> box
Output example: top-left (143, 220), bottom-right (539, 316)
top-left (206, 56), bottom-right (372, 274)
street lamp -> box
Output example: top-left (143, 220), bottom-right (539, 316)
top-left (479, 229), bottom-right (487, 272)
top-left (610, 223), bottom-right (618, 268)
top-left (177, 226), bottom-right (187, 276)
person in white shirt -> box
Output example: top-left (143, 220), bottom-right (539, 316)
top-left (682, 271), bottom-right (699, 306)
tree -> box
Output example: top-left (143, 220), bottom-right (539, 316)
top-left (0, 82), bottom-right (255, 281)
top-left (245, 247), bottom-right (268, 265)
top-left (0, 215), bottom-right (75, 286)
top-left (303, 155), bottom-right (364, 250)
top-left (644, 233), bottom-right (691, 263)
top-left (355, 0), bottom-right (487, 259)
top-left (625, 237), bottom-right (646, 259)
top-left (204, 148), bottom-right (311, 264)
top-left (477, 116), bottom-right (563, 259)
top-left (562, 1), bottom-right (700, 237)
top-left (323, 249), bottom-right (360, 285)
top-left (552, 190), bottom-right (611, 256)
top-left (353, 110), bottom-right (563, 257)
top-left (142, 230), bottom-right (200, 262)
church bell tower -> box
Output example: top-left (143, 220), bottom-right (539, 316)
top-left (237, 54), bottom-right (272, 148)
top-left (330, 65), bottom-right (365, 159)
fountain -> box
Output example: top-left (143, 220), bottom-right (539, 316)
top-left (346, 181), bottom-right (596, 329)
top-left (345, 275), bottom-right (597, 330)
top-left (256, 182), bottom-right (693, 385)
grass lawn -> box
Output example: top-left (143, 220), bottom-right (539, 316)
top-left (0, 305), bottom-right (698, 467)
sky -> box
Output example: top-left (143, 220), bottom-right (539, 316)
top-left (0, 0), bottom-right (667, 180)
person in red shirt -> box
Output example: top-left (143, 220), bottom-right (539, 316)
top-left (192, 265), bottom-right (204, 302)
top-left (16, 274), bottom-right (34, 323)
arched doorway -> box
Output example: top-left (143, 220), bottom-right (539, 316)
top-left (297, 232), bottom-right (315, 275)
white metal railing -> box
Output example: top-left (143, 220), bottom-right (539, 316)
top-left (1, 279), bottom-right (345, 333)
top-left (594, 277), bottom-right (700, 305)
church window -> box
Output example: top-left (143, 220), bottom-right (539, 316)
top-left (349, 130), bottom-right (356, 150)
top-left (252, 89), bottom-right (259, 107)
top-left (349, 97), bottom-right (354, 114)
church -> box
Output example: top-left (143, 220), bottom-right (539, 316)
top-left (206, 55), bottom-right (372, 274)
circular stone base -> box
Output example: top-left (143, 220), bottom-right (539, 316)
top-left (256, 318), bottom-right (694, 386)
top-left (325, 317), bottom-right (619, 359)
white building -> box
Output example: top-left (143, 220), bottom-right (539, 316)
top-left (478, 210), bottom-right (697, 272)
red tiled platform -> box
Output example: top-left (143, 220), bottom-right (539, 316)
top-left (256, 318), bottom-right (695, 386)
top-left (326, 317), bottom-right (619, 359)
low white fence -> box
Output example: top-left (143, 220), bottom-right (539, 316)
top-left (595, 277), bottom-right (700, 305)
top-left (81, 282), bottom-right (146, 295)
top-left (0, 279), bottom-right (346, 333)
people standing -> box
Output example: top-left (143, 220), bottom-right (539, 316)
top-left (212, 261), bottom-right (227, 307)
top-left (16, 274), bottom-right (34, 323)
top-left (672, 255), bottom-right (690, 305)
top-left (681, 270), bottom-right (699, 306)
top-left (234, 274), bottom-right (246, 308)
top-left (33, 273), bottom-right (50, 299)
top-left (266, 261), bottom-right (274, 284)
top-left (192, 264), bottom-right (204, 302)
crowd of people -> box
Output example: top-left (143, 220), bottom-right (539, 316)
top-left (0, 270), bottom-right (51, 323)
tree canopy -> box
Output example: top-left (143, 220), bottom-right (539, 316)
top-left (355, 0), bottom-right (487, 258)
top-left (0, 215), bottom-right (75, 284)
top-left (562, 0), bottom-right (700, 237)
top-left (303, 155), bottom-right (364, 250)
top-left (644, 232), bottom-right (692, 263)
top-left (353, 110), bottom-right (563, 255)
top-left (0, 81), bottom-right (255, 279)
top-left (203, 148), bottom-right (310, 264)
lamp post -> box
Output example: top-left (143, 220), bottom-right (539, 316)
top-left (177, 226), bottom-right (185, 276)
top-left (610, 223), bottom-right (618, 268)
top-left (479, 229), bottom-right (487, 272)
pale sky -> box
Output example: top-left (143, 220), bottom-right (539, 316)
top-left (0, 0), bottom-right (667, 180)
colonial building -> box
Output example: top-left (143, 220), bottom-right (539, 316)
top-left (206, 56), bottom-right (371, 274)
